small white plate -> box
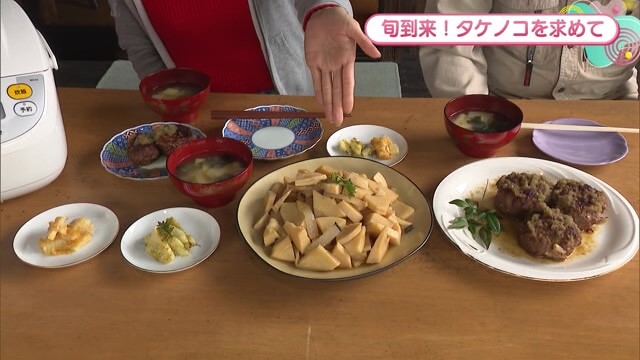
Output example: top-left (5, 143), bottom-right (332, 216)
top-left (13, 203), bottom-right (120, 268)
top-left (326, 125), bottom-right (408, 166)
top-left (433, 157), bottom-right (639, 282)
top-left (120, 207), bottom-right (220, 273)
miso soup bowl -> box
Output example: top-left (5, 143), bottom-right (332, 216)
top-left (444, 94), bottom-right (523, 158)
top-left (139, 68), bottom-right (210, 124)
top-left (166, 137), bottom-right (254, 207)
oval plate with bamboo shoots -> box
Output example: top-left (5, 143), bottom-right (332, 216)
top-left (236, 157), bottom-right (433, 280)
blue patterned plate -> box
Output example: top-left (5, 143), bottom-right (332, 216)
top-left (222, 105), bottom-right (323, 160)
top-left (100, 122), bottom-right (206, 180)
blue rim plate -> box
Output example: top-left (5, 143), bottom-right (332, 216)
top-left (100, 122), bottom-right (206, 180)
top-left (221, 105), bottom-right (323, 160)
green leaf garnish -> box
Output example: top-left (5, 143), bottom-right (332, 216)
top-left (329, 173), bottom-right (356, 197)
top-left (486, 213), bottom-right (501, 233)
top-left (479, 227), bottom-right (491, 248)
top-left (448, 217), bottom-right (468, 229)
top-left (448, 198), bottom-right (501, 249)
top-left (157, 220), bottom-right (175, 239)
top-left (449, 199), bottom-right (468, 208)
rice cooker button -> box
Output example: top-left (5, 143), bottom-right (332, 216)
top-left (7, 84), bottom-right (33, 100)
top-left (14, 101), bottom-right (37, 117)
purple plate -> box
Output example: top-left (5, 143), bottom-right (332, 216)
top-left (532, 118), bottom-right (628, 166)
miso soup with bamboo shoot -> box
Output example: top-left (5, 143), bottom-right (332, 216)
top-left (151, 83), bottom-right (202, 100)
top-left (176, 154), bottom-right (246, 184)
top-left (451, 111), bottom-right (514, 133)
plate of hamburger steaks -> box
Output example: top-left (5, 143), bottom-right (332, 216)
top-left (433, 157), bottom-right (639, 282)
top-left (100, 122), bottom-right (206, 180)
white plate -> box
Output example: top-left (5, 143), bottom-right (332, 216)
top-left (120, 207), bottom-right (220, 273)
top-left (13, 203), bottom-right (120, 268)
top-left (433, 157), bottom-right (639, 282)
top-left (326, 125), bottom-right (408, 167)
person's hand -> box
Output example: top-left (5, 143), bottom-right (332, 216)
top-left (304, 6), bottom-right (381, 126)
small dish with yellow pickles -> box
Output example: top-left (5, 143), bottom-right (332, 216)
top-left (120, 207), bottom-right (220, 273)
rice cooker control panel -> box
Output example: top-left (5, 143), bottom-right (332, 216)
top-left (0, 73), bottom-right (45, 144)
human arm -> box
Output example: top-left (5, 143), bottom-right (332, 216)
top-left (107, 0), bottom-right (166, 79)
top-left (419, 0), bottom-right (492, 98)
top-left (299, 2), bottom-right (381, 126)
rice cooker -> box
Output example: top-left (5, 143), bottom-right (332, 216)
top-left (1, 0), bottom-right (67, 201)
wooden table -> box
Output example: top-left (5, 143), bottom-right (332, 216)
top-left (1, 89), bottom-right (638, 359)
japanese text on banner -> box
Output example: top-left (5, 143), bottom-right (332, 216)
top-left (365, 14), bottom-right (619, 45)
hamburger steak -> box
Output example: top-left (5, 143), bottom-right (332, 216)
top-left (518, 208), bottom-right (582, 261)
top-left (127, 133), bottom-right (161, 166)
top-left (153, 124), bottom-right (192, 155)
top-left (548, 179), bottom-right (607, 232)
top-left (495, 172), bottom-right (552, 217)
top-left (126, 125), bottom-right (194, 166)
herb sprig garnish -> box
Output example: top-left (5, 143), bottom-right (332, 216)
top-left (448, 199), bottom-right (501, 249)
top-left (157, 220), bottom-right (175, 238)
top-left (329, 173), bottom-right (356, 197)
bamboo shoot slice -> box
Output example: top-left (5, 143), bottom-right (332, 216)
top-left (344, 225), bottom-right (366, 257)
top-left (321, 182), bottom-right (341, 195)
top-left (297, 200), bottom-right (320, 240)
top-left (280, 202), bottom-right (304, 225)
top-left (372, 172), bottom-right (388, 188)
top-left (263, 217), bottom-right (281, 246)
top-left (367, 227), bottom-right (390, 264)
top-left (294, 172), bottom-right (327, 186)
top-left (297, 246), bottom-right (340, 271)
top-left (336, 223), bottom-right (362, 245)
top-left (271, 237), bottom-right (295, 262)
top-left (316, 217), bottom-right (348, 233)
top-left (312, 190), bottom-right (346, 218)
top-left (272, 188), bottom-right (293, 212)
top-left (364, 194), bottom-right (392, 214)
top-left (306, 224), bottom-right (340, 253)
top-left (283, 221), bottom-right (311, 254)
top-left (390, 200), bottom-right (415, 220)
top-left (337, 200), bottom-right (363, 223)
top-left (315, 165), bottom-right (339, 177)
top-left (347, 172), bottom-right (369, 189)
top-left (331, 242), bottom-right (352, 269)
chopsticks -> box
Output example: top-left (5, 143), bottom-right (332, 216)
top-left (210, 110), bottom-right (351, 120)
top-left (521, 123), bottom-right (639, 134)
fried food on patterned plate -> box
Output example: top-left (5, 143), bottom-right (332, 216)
top-left (39, 216), bottom-right (94, 255)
